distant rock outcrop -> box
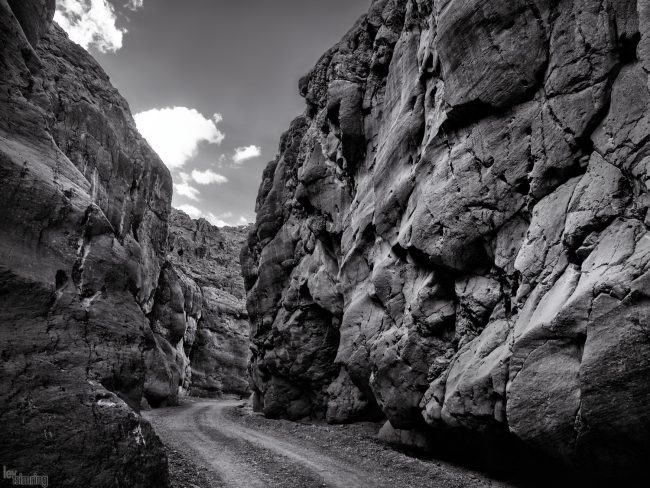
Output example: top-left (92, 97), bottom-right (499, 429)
top-left (243, 0), bottom-right (650, 481)
top-left (144, 209), bottom-right (250, 406)
top-left (0, 1), bottom-right (170, 486)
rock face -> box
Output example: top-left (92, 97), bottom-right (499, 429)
top-left (243, 0), bottom-right (650, 479)
top-left (144, 209), bottom-right (250, 406)
top-left (0, 3), bottom-right (170, 486)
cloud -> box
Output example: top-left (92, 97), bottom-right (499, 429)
top-left (233, 145), bottom-right (261, 164)
top-left (55, 0), bottom-right (126, 52)
top-left (124, 0), bottom-right (144, 11)
top-left (206, 212), bottom-right (232, 227)
top-left (174, 173), bottom-right (200, 201)
top-left (134, 107), bottom-right (224, 169)
top-left (206, 212), bottom-right (250, 227)
top-left (172, 168), bottom-right (228, 202)
top-left (174, 206), bottom-right (250, 228)
top-left (191, 169), bottom-right (228, 185)
top-left (175, 204), bottom-right (203, 220)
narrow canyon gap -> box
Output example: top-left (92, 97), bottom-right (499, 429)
top-left (1, 0), bottom-right (650, 486)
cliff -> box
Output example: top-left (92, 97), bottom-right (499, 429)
top-left (243, 0), bottom-right (650, 480)
top-left (0, 1), bottom-right (171, 486)
top-left (144, 209), bottom-right (250, 406)
top-left (0, 4), bottom-right (253, 483)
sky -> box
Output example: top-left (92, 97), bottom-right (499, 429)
top-left (54, 0), bottom-right (370, 227)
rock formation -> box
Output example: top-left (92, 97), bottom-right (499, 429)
top-left (1, 3), bottom-right (252, 483)
top-left (243, 0), bottom-right (650, 480)
top-left (0, 2), bottom-right (172, 485)
top-left (144, 209), bottom-right (250, 406)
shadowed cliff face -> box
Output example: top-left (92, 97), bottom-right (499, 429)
top-left (243, 0), bottom-right (650, 479)
top-left (144, 209), bottom-right (250, 406)
top-left (0, 2), bottom-right (170, 485)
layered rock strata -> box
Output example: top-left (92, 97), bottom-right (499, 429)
top-left (243, 0), bottom-right (650, 479)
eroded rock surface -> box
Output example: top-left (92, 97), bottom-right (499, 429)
top-left (144, 209), bottom-right (250, 405)
top-left (0, 3), bottom-right (170, 486)
top-left (243, 0), bottom-right (650, 479)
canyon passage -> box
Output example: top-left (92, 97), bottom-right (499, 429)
top-left (2, 0), bottom-right (650, 487)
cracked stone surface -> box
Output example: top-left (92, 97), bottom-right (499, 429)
top-left (243, 0), bottom-right (650, 479)
top-left (0, 3), bottom-right (171, 486)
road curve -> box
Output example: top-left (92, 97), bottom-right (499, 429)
top-left (145, 399), bottom-right (386, 488)
top-left (144, 399), bottom-right (518, 488)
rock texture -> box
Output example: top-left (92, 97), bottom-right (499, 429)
top-left (144, 209), bottom-right (250, 406)
top-left (243, 0), bottom-right (650, 480)
top-left (0, 3), bottom-right (170, 486)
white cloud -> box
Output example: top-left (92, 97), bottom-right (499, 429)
top-left (172, 167), bottom-right (227, 202)
top-left (55, 0), bottom-right (126, 52)
top-left (206, 212), bottom-right (250, 227)
top-left (176, 204), bottom-right (203, 220)
top-left (191, 169), bottom-right (228, 185)
top-left (134, 107), bottom-right (224, 169)
top-left (206, 212), bottom-right (232, 227)
top-left (125, 0), bottom-right (144, 11)
top-left (233, 145), bottom-right (261, 164)
top-left (174, 206), bottom-right (250, 228)
top-left (174, 172), bottom-right (200, 201)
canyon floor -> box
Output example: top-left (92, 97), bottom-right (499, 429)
top-left (145, 400), bottom-right (537, 488)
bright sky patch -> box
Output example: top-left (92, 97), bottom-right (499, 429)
top-left (134, 107), bottom-right (224, 169)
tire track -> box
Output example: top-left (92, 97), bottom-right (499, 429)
top-left (145, 399), bottom-right (383, 488)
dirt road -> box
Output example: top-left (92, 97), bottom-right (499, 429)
top-left (144, 399), bottom-right (518, 488)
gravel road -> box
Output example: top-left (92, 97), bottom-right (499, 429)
top-left (144, 399), bottom-right (522, 488)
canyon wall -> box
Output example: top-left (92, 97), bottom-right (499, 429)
top-left (243, 0), bottom-right (650, 479)
top-left (144, 209), bottom-right (250, 406)
top-left (0, 6), bottom-right (252, 484)
top-left (0, 1), bottom-right (171, 485)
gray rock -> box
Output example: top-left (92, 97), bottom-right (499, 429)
top-left (0, 4), bottom-right (169, 485)
top-left (144, 209), bottom-right (251, 405)
top-left (0, 3), bottom-right (251, 484)
top-left (244, 0), bottom-right (650, 479)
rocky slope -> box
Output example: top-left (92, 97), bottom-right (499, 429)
top-left (0, 1), bottom-right (171, 486)
top-left (144, 209), bottom-right (250, 406)
top-left (243, 0), bottom-right (650, 481)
